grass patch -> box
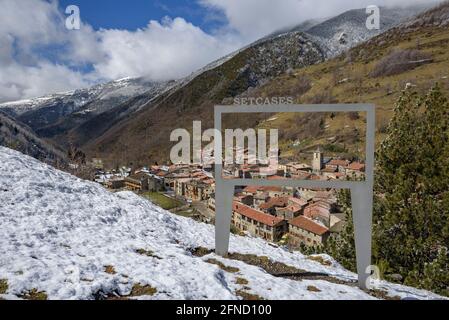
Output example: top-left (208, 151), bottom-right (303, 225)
top-left (235, 277), bottom-right (249, 285)
top-left (0, 279), bottom-right (8, 294)
top-left (322, 143), bottom-right (348, 154)
top-left (206, 258), bottom-right (240, 273)
top-left (192, 248), bottom-right (349, 284)
top-left (104, 295), bottom-right (130, 301)
top-left (366, 288), bottom-right (401, 300)
top-left (175, 210), bottom-right (194, 217)
top-left (307, 255), bottom-right (332, 266)
top-left (135, 249), bottom-right (162, 259)
top-left (104, 265), bottom-right (117, 275)
top-left (235, 289), bottom-right (264, 300)
top-left (189, 247), bottom-right (401, 300)
top-left (225, 252), bottom-right (352, 285)
top-left (370, 49), bottom-right (432, 78)
top-left (230, 224), bottom-right (245, 236)
top-left (190, 247), bottom-right (214, 257)
top-left (130, 284), bottom-right (157, 297)
top-left (228, 253), bottom-right (307, 275)
top-left (307, 285), bottom-right (322, 292)
top-left (20, 289), bottom-right (48, 300)
top-left (144, 192), bottom-right (183, 210)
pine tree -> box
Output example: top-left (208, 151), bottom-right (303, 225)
top-left (324, 188), bottom-right (356, 272)
top-left (406, 247), bottom-right (449, 296)
top-left (374, 85), bottom-right (449, 296)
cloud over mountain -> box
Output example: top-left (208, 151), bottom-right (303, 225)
top-left (0, 0), bottom-right (442, 103)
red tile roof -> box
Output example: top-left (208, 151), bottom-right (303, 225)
top-left (233, 202), bottom-right (284, 227)
top-left (309, 175), bottom-right (325, 180)
top-left (328, 159), bottom-right (351, 167)
top-left (288, 197), bottom-right (308, 207)
top-left (202, 179), bottom-right (215, 185)
top-left (260, 186), bottom-right (282, 192)
top-left (259, 197), bottom-right (289, 210)
top-left (279, 204), bottom-right (302, 213)
top-left (234, 194), bottom-right (251, 201)
top-left (156, 171), bottom-right (168, 177)
top-left (243, 186), bottom-right (259, 194)
top-left (267, 175), bottom-right (286, 180)
top-left (291, 172), bottom-right (312, 180)
top-left (289, 216), bottom-right (329, 235)
top-left (347, 162), bottom-right (365, 171)
top-left (242, 185), bottom-right (283, 194)
top-left (192, 171), bottom-right (205, 177)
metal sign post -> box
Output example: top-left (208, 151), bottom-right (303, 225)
top-left (214, 104), bottom-right (375, 290)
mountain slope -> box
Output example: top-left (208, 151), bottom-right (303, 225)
top-left (0, 111), bottom-right (65, 165)
top-left (235, 1), bottom-right (449, 155)
top-left (0, 78), bottom-right (171, 149)
top-left (0, 146), bottom-right (443, 300)
top-left (305, 5), bottom-right (430, 57)
top-left (77, 31), bottom-right (325, 165)
top-left (79, 5), bottom-right (430, 166)
top-left (0, 5), bottom-right (432, 166)
top-left (0, 77), bottom-right (157, 117)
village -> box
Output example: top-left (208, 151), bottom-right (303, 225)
top-left (92, 147), bottom-right (365, 250)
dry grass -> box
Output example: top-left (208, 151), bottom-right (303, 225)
top-left (370, 49), bottom-right (432, 78)
top-left (235, 289), bottom-right (264, 300)
top-left (0, 279), bottom-right (8, 294)
top-left (129, 284), bottom-right (157, 297)
top-left (206, 259), bottom-right (240, 273)
top-left (260, 28), bottom-right (449, 151)
top-left (307, 255), bottom-right (332, 266)
top-left (235, 277), bottom-right (249, 285)
top-left (135, 248), bottom-right (162, 259)
top-left (189, 247), bottom-right (214, 257)
top-left (188, 247), bottom-right (402, 300)
top-left (104, 265), bottom-right (117, 275)
top-left (20, 289), bottom-right (48, 300)
top-left (307, 285), bottom-right (322, 292)
top-left (368, 289), bottom-right (401, 300)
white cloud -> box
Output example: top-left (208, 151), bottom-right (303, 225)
top-left (0, 0), bottom-right (93, 102)
top-left (0, 0), bottom-right (443, 103)
top-left (200, 0), bottom-right (440, 41)
top-left (93, 17), bottom-right (242, 81)
top-left (0, 62), bottom-right (88, 102)
top-left (0, 0), bottom-right (244, 102)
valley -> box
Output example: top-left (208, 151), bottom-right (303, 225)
top-left (0, 4), bottom-right (435, 167)
top-left (1, 2), bottom-right (449, 300)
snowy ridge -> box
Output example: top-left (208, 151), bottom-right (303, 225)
top-left (304, 5), bottom-right (430, 58)
top-left (0, 77), bottom-right (165, 116)
top-left (0, 147), bottom-right (444, 300)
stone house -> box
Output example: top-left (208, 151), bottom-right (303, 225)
top-left (288, 216), bottom-right (330, 248)
top-left (327, 159), bottom-right (351, 173)
top-left (125, 173), bottom-right (149, 191)
top-left (232, 202), bottom-right (287, 242)
top-left (148, 175), bottom-right (165, 192)
top-left (345, 162), bottom-right (366, 178)
top-left (106, 178), bottom-right (125, 190)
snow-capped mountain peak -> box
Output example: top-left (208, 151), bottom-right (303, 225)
top-left (0, 77), bottom-right (165, 117)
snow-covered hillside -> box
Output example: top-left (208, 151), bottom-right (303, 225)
top-left (0, 77), bottom-right (167, 117)
top-left (304, 5), bottom-right (430, 58)
top-left (0, 147), bottom-right (444, 300)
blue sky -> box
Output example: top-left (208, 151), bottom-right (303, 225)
top-left (57, 0), bottom-right (222, 32)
